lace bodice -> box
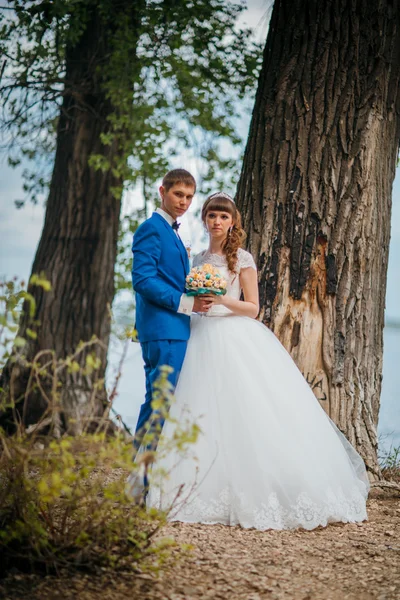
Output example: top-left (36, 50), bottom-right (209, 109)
top-left (192, 248), bottom-right (256, 316)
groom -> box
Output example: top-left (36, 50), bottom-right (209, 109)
top-left (131, 168), bottom-right (213, 455)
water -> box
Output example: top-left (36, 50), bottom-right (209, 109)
top-left (378, 327), bottom-right (400, 455)
top-left (108, 336), bottom-right (144, 432)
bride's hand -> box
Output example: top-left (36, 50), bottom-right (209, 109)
top-left (196, 293), bottom-right (222, 306)
top-left (208, 293), bottom-right (225, 305)
top-left (198, 293), bottom-right (226, 306)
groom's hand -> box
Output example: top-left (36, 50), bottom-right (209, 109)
top-left (193, 295), bottom-right (214, 313)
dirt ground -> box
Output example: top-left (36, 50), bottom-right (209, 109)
top-left (1, 495), bottom-right (399, 600)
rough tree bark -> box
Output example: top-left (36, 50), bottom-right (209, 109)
top-left (0, 3), bottom-right (140, 434)
top-left (237, 0), bottom-right (400, 478)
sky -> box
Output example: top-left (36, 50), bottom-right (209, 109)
top-left (0, 0), bottom-right (398, 447)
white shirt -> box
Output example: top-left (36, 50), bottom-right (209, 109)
top-left (155, 208), bottom-right (194, 315)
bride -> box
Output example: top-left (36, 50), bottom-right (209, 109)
top-left (147, 192), bottom-right (370, 530)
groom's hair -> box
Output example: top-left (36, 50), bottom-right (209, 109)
top-left (162, 169), bottom-right (196, 192)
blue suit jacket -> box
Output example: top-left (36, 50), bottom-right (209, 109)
top-left (132, 212), bottom-right (190, 342)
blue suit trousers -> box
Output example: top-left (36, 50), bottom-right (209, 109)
top-left (134, 339), bottom-right (187, 450)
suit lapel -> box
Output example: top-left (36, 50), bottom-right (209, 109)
top-left (153, 213), bottom-right (188, 273)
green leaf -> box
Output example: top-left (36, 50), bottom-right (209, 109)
top-left (29, 274), bottom-right (51, 292)
top-left (14, 336), bottom-right (27, 348)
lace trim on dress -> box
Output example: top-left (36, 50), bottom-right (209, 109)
top-left (237, 248), bottom-right (257, 271)
top-left (151, 485), bottom-right (368, 531)
top-left (193, 248), bottom-right (256, 273)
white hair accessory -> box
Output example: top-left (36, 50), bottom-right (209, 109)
top-left (209, 191), bottom-right (235, 203)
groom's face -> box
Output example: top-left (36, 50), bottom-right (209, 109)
top-left (159, 183), bottom-right (195, 221)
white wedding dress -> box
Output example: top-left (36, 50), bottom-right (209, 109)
top-left (147, 248), bottom-right (369, 530)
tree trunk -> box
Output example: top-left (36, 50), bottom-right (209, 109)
top-left (1, 4), bottom-right (138, 434)
top-left (237, 0), bottom-right (400, 478)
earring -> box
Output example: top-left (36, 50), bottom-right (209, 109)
top-left (228, 227), bottom-right (233, 236)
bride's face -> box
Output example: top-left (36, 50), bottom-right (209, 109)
top-left (205, 210), bottom-right (234, 240)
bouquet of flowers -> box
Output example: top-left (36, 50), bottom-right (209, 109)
top-left (185, 263), bottom-right (227, 296)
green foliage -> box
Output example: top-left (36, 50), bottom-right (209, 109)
top-left (0, 277), bottom-right (201, 575)
top-left (0, 431), bottom-right (162, 574)
top-left (0, 0), bottom-right (262, 207)
top-left (1, 1), bottom-right (261, 298)
top-left (0, 276), bottom-right (106, 435)
top-left (0, 276), bottom-right (136, 431)
top-left (0, 275), bottom-right (50, 366)
top-left (0, 366), bottom-right (200, 576)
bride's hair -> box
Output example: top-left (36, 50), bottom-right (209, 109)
top-left (202, 194), bottom-right (246, 273)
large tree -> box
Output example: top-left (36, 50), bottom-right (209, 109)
top-left (0, 0), bottom-right (260, 433)
top-left (237, 0), bottom-right (400, 478)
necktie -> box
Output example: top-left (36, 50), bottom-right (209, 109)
top-left (172, 221), bottom-right (180, 231)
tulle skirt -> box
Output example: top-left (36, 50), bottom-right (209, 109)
top-left (148, 314), bottom-right (369, 530)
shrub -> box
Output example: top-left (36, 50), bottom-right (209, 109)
top-left (0, 430), bottom-right (163, 575)
top-left (0, 278), bottom-right (199, 576)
